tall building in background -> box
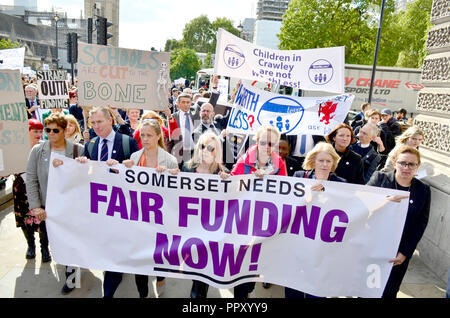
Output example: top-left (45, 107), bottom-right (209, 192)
top-left (84, 0), bottom-right (119, 46)
top-left (254, 0), bottom-right (290, 49)
top-left (13, 0), bottom-right (37, 11)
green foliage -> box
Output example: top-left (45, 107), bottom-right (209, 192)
top-left (170, 47), bottom-right (202, 81)
top-left (0, 38), bottom-right (20, 50)
top-left (164, 38), bottom-right (182, 52)
top-left (278, 0), bottom-right (431, 68)
top-left (204, 52), bottom-right (213, 68)
top-left (181, 15), bottom-right (215, 53)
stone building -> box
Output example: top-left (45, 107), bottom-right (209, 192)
top-left (84, 0), bottom-right (119, 47)
top-left (414, 0), bottom-right (450, 285)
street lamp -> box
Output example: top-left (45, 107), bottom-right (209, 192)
top-left (237, 21), bottom-right (243, 39)
top-left (54, 13), bottom-right (60, 69)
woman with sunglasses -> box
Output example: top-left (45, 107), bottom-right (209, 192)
top-left (367, 145), bottom-right (430, 298)
top-left (25, 113), bottom-right (84, 291)
top-left (230, 124), bottom-right (287, 298)
top-left (325, 123), bottom-right (365, 185)
top-left (122, 118), bottom-right (178, 298)
top-left (176, 131), bottom-right (229, 298)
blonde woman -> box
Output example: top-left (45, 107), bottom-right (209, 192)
top-left (65, 114), bottom-right (83, 144)
top-left (122, 118), bottom-right (178, 298)
top-left (382, 126), bottom-right (424, 173)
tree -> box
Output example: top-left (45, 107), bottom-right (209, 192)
top-left (170, 47), bottom-right (202, 81)
top-left (0, 38), bottom-right (20, 50)
top-left (394, 0), bottom-right (433, 68)
top-left (164, 38), bottom-right (182, 52)
top-left (278, 0), bottom-right (399, 65)
top-left (181, 15), bottom-right (214, 53)
top-left (204, 52), bottom-right (213, 68)
top-left (210, 17), bottom-right (239, 51)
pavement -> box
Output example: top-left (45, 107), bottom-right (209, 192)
top-left (0, 175), bottom-right (447, 298)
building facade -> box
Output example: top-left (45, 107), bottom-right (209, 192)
top-left (254, 0), bottom-right (291, 49)
top-left (84, 0), bottom-right (119, 47)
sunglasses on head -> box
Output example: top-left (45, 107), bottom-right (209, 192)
top-left (200, 144), bottom-right (215, 153)
top-left (259, 140), bottom-right (275, 147)
top-left (45, 128), bottom-right (61, 134)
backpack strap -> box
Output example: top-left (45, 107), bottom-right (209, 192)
top-left (73, 144), bottom-right (78, 159)
top-left (122, 134), bottom-right (130, 159)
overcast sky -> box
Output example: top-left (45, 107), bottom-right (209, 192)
top-left (1, 0), bottom-right (257, 50)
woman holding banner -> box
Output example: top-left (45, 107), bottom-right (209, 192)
top-left (122, 118), bottom-right (178, 298)
top-left (177, 131), bottom-right (230, 298)
top-left (287, 142), bottom-right (346, 298)
top-left (325, 123), bottom-right (365, 185)
top-left (367, 145), bottom-right (430, 298)
top-left (25, 113), bottom-right (84, 294)
top-left (13, 119), bottom-right (44, 260)
top-left (231, 124), bottom-right (287, 298)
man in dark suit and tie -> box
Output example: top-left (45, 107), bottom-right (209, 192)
top-left (24, 84), bottom-right (41, 120)
top-left (286, 134), bottom-right (325, 168)
top-left (82, 106), bottom-right (139, 298)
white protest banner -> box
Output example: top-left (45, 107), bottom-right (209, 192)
top-left (0, 47), bottom-right (25, 72)
top-left (0, 69), bottom-right (30, 175)
top-left (46, 154), bottom-right (409, 297)
top-left (214, 29), bottom-right (345, 93)
top-left (227, 83), bottom-right (354, 136)
top-left (36, 70), bottom-right (69, 109)
top-left (77, 42), bottom-right (171, 111)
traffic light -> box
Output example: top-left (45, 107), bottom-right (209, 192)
top-left (96, 17), bottom-right (113, 45)
top-left (67, 32), bottom-right (78, 63)
top-left (87, 18), bottom-right (93, 44)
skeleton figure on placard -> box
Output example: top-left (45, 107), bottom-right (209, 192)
top-left (157, 62), bottom-right (171, 107)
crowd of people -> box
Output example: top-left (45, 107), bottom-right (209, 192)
top-left (8, 73), bottom-right (434, 299)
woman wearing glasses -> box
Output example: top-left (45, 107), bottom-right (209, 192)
top-left (179, 131), bottom-right (229, 298)
top-left (25, 113), bottom-right (84, 294)
top-left (230, 124), bottom-right (287, 298)
top-left (367, 145), bottom-right (430, 298)
top-left (122, 118), bottom-right (178, 298)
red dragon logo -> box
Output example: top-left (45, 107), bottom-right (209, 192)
top-left (318, 101), bottom-right (338, 125)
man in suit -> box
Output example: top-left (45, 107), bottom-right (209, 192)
top-left (167, 93), bottom-right (200, 167)
top-left (192, 102), bottom-right (234, 170)
top-left (82, 106), bottom-right (138, 298)
top-left (286, 134), bottom-right (325, 168)
top-left (24, 84), bottom-right (42, 121)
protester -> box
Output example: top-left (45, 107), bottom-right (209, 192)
top-left (133, 110), bottom-right (178, 152)
top-left (231, 124), bottom-right (287, 298)
top-left (286, 142), bottom-right (346, 298)
top-left (396, 108), bottom-right (408, 122)
top-left (24, 84), bottom-right (42, 121)
top-left (353, 109), bottom-right (386, 154)
top-left (278, 138), bottom-right (302, 176)
top-left (350, 123), bottom-right (381, 183)
top-left (65, 114), bottom-right (83, 144)
top-left (367, 145), bottom-right (430, 298)
top-left (77, 106), bottom-right (139, 298)
top-left (325, 123), bottom-right (365, 184)
top-left (378, 108), bottom-right (402, 168)
top-left (176, 131), bottom-right (229, 298)
top-left (382, 126), bottom-right (424, 173)
top-left (13, 119), bottom-right (44, 260)
top-left (68, 90), bottom-right (85, 130)
top-left (167, 93), bottom-right (199, 166)
top-left (25, 113), bottom-right (84, 294)
top-left (351, 102), bottom-right (371, 130)
top-left (126, 108), bottom-right (141, 134)
top-left (122, 119), bottom-right (178, 298)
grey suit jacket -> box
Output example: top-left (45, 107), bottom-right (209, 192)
top-left (130, 147), bottom-right (178, 169)
top-left (26, 140), bottom-right (84, 210)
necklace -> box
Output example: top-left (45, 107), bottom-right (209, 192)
top-left (395, 180), bottom-right (411, 192)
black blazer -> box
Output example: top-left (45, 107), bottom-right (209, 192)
top-left (25, 98), bottom-right (40, 119)
top-left (367, 171), bottom-right (430, 259)
top-left (83, 132), bottom-right (139, 163)
top-left (287, 135), bottom-right (325, 157)
top-left (293, 170), bottom-right (347, 183)
top-left (285, 156), bottom-right (303, 176)
top-left (335, 147), bottom-right (365, 185)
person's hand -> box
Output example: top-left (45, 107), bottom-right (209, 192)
top-left (156, 166), bottom-right (167, 173)
top-left (29, 105), bottom-right (39, 112)
top-left (122, 160), bottom-right (134, 169)
top-left (106, 159), bottom-right (119, 166)
top-left (386, 195), bottom-right (409, 202)
top-left (52, 159), bottom-right (64, 167)
top-left (168, 168), bottom-right (180, 175)
top-left (32, 208), bottom-right (47, 221)
top-left (75, 156), bottom-right (89, 164)
top-left (163, 108), bottom-right (171, 119)
top-left (389, 252), bottom-right (406, 266)
top-left (219, 171), bottom-right (230, 179)
top-left (254, 169), bottom-right (267, 178)
top-left (220, 129), bottom-right (229, 139)
top-left (211, 75), bottom-right (219, 88)
top-left (311, 183), bottom-right (325, 192)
